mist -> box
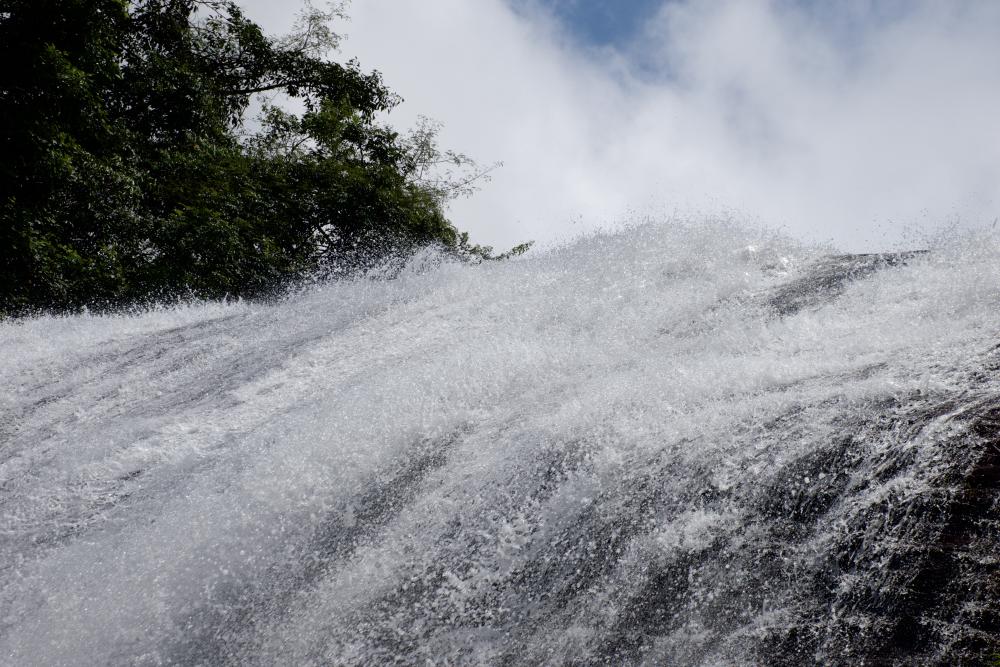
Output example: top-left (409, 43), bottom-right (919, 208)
top-left (239, 0), bottom-right (1000, 252)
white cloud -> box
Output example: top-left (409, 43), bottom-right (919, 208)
top-left (238, 0), bottom-right (1000, 251)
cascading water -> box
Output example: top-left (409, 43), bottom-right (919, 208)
top-left (1, 220), bottom-right (998, 666)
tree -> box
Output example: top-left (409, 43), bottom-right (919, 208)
top-left (0, 0), bottom-right (139, 312)
top-left (0, 0), bottom-right (521, 316)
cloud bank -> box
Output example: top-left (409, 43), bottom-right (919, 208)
top-left (240, 0), bottom-right (1000, 251)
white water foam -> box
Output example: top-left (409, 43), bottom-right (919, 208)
top-left (1, 218), bottom-right (998, 665)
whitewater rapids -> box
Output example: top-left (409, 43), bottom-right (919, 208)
top-left (1, 220), bottom-right (998, 665)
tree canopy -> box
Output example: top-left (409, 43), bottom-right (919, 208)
top-left (0, 0), bottom-right (527, 316)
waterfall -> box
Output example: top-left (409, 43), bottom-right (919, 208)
top-left (2, 220), bottom-right (998, 665)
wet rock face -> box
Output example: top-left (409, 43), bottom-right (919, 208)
top-left (750, 394), bottom-right (1000, 667)
top-left (728, 253), bottom-right (1000, 665)
top-left (516, 395), bottom-right (1000, 667)
top-left (766, 252), bottom-right (926, 316)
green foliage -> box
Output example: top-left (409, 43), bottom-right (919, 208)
top-left (0, 0), bottom-right (523, 316)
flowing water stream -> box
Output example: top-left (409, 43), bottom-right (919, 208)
top-left (1, 220), bottom-right (998, 665)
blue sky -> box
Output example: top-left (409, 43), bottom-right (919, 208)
top-left (523, 0), bottom-right (918, 68)
top-left (515, 0), bottom-right (666, 48)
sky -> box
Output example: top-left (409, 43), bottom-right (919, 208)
top-left (238, 0), bottom-right (1000, 252)
top-left (510, 0), bottom-right (666, 48)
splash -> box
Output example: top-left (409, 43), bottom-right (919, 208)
top-left (2, 219), bottom-right (998, 665)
